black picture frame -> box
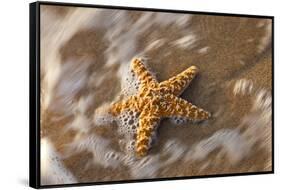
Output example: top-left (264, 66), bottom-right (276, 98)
top-left (29, 1), bottom-right (274, 189)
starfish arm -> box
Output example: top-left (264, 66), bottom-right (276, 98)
top-left (131, 58), bottom-right (157, 88)
top-left (161, 94), bottom-right (211, 121)
top-left (109, 95), bottom-right (140, 116)
top-left (135, 111), bottom-right (160, 157)
top-left (159, 66), bottom-right (198, 96)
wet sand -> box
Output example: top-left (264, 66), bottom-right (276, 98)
top-left (40, 5), bottom-right (272, 185)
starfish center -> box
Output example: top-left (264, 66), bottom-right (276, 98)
top-left (106, 57), bottom-right (211, 157)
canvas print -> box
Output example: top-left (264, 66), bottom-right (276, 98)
top-left (36, 3), bottom-right (273, 187)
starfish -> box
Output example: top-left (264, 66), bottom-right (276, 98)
top-left (108, 58), bottom-right (211, 157)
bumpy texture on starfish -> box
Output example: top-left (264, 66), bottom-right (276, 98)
top-left (109, 58), bottom-right (211, 157)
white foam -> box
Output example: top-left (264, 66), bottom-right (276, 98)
top-left (66, 96), bottom-right (93, 133)
top-left (67, 133), bottom-right (124, 169)
top-left (87, 71), bottom-right (108, 88)
top-left (153, 12), bottom-right (192, 27)
top-left (161, 139), bottom-right (187, 165)
top-left (93, 110), bottom-right (115, 126)
top-left (233, 78), bottom-right (254, 96)
top-left (170, 116), bottom-right (187, 125)
top-left (51, 59), bottom-right (91, 113)
top-left (41, 138), bottom-right (77, 185)
top-left (253, 89), bottom-right (272, 112)
top-left (144, 39), bottom-right (166, 52)
top-left (67, 112), bottom-right (91, 133)
top-left (119, 63), bottom-right (141, 97)
top-left (241, 88), bottom-right (272, 150)
top-left (117, 110), bottom-right (139, 136)
top-left (40, 7), bottom-right (99, 111)
top-left (123, 140), bottom-right (136, 155)
top-left (41, 7), bottom-right (272, 180)
top-left (128, 154), bottom-right (161, 179)
top-left (171, 34), bottom-right (197, 49)
top-left (198, 46), bottom-right (210, 54)
top-left (62, 60), bottom-right (271, 181)
top-left (98, 10), bottom-right (193, 78)
top-left (184, 129), bottom-right (250, 163)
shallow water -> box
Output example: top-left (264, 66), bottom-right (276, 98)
top-left (40, 5), bottom-right (272, 185)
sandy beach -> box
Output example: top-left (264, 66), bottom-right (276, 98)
top-left (39, 5), bottom-right (272, 185)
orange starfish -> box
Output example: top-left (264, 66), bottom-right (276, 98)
top-left (109, 58), bottom-right (211, 157)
